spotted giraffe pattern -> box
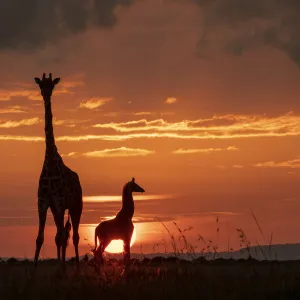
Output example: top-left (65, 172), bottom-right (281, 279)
top-left (38, 151), bottom-right (82, 214)
top-left (34, 73), bottom-right (83, 269)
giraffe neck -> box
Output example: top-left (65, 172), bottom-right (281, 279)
top-left (43, 95), bottom-right (57, 157)
top-left (120, 184), bottom-right (134, 218)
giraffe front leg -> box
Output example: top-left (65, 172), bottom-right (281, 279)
top-left (123, 235), bottom-right (133, 265)
top-left (123, 224), bottom-right (134, 265)
top-left (70, 208), bottom-right (82, 271)
top-left (51, 206), bottom-right (63, 262)
top-left (34, 202), bottom-right (48, 267)
top-left (123, 241), bottom-right (131, 265)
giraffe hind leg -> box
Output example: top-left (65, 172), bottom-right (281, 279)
top-left (51, 206), bottom-right (65, 268)
top-left (34, 204), bottom-right (48, 267)
top-left (94, 238), bottom-right (110, 267)
top-left (69, 207), bottom-right (82, 270)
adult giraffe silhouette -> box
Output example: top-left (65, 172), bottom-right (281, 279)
top-left (93, 178), bottom-right (145, 264)
top-left (34, 73), bottom-right (83, 270)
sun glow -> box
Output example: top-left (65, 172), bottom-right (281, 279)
top-left (105, 228), bottom-right (137, 253)
top-left (83, 194), bottom-right (173, 203)
top-left (83, 224), bottom-right (137, 254)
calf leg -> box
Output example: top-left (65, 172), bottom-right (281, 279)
top-left (123, 224), bottom-right (134, 264)
top-left (94, 238), bottom-right (110, 270)
top-left (123, 240), bottom-right (131, 264)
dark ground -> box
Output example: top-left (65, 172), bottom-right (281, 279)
top-left (1, 257), bottom-right (300, 300)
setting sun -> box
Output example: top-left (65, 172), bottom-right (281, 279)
top-left (105, 227), bottom-right (137, 253)
top-left (84, 224), bottom-right (138, 254)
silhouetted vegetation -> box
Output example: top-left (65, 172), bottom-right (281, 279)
top-left (1, 257), bottom-right (300, 300)
top-left (1, 212), bottom-right (295, 299)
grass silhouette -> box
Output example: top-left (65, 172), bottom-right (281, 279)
top-left (1, 215), bottom-right (299, 299)
top-left (1, 253), bottom-right (300, 299)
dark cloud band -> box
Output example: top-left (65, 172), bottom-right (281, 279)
top-left (2, 0), bottom-right (300, 67)
top-left (193, 0), bottom-right (300, 65)
top-left (0, 0), bottom-right (134, 50)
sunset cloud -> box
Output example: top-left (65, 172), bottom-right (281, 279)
top-left (92, 112), bottom-right (300, 140)
top-left (0, 80), bottom-right (83, 101)
top-left (0, 89), bottom-right (41, 101)
top-left (227, 146), bottom-right (239, 151)
top-left (133, 112), bottom-right (155, 116)
top-left (79, 97), bottom-right (112, 110)
top-left (0, 135), bottom-right (43, 142)
top-left (53, 118), bottom-right (89, 128)
top-left (3, 112), bottom-right (300, 142)
top-left (0, 106), bottom-right (27, 114)
top-left (61, 152), bottom-right (77, 157)
top-left (53, 119), bottom-right (75, 127)
top-left (100, 111), bottom-right (171, 118)
top-left (59, 80), bottom-right (85, 89)
top-left (173, 146), bottom-right (238, 155)
top-left (92, 115), bottom-right (267, 133)
top-left (0, 117), bottom-right (41, 128)
top-left (82, 147), bottom-right (155, 158)
top-left (165, 97), bottom-right (177, 104)
top-left (253, 157), bottom-right (300, 169)
top-left (0, 130), bottom-right (292, 142)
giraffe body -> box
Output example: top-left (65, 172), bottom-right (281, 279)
top-left (38, 154), bottom-right (82, 213)
top-left (34, 73), bottom-right (83, 269)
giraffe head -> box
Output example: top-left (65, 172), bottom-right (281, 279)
top-left (34, 73), bottom-right (60, 100)
top-left (129, 177), bottom-right (145, 193)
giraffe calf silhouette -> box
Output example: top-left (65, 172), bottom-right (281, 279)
top-left (93, 178), bottom-right (145, 265)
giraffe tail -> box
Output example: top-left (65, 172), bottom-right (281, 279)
top-left (64, 211), bottom-right (72, 247)
top-left (93, 227), bottom-right (98, 253)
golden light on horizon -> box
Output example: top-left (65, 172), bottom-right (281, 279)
top-left (83, 194), bottom-right (173, 203)
top-left (83, 223), bottom-right (137, 254)
top-left (105, 228), bottom-right (137, 253)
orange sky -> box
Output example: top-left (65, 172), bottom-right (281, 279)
top-left (1, 0), bottom-right (300, 258)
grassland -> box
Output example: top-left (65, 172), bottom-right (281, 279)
top-left (1, 257), bottom-right (300, 300)
top-left (1, 216), bottom-right (298, 300)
